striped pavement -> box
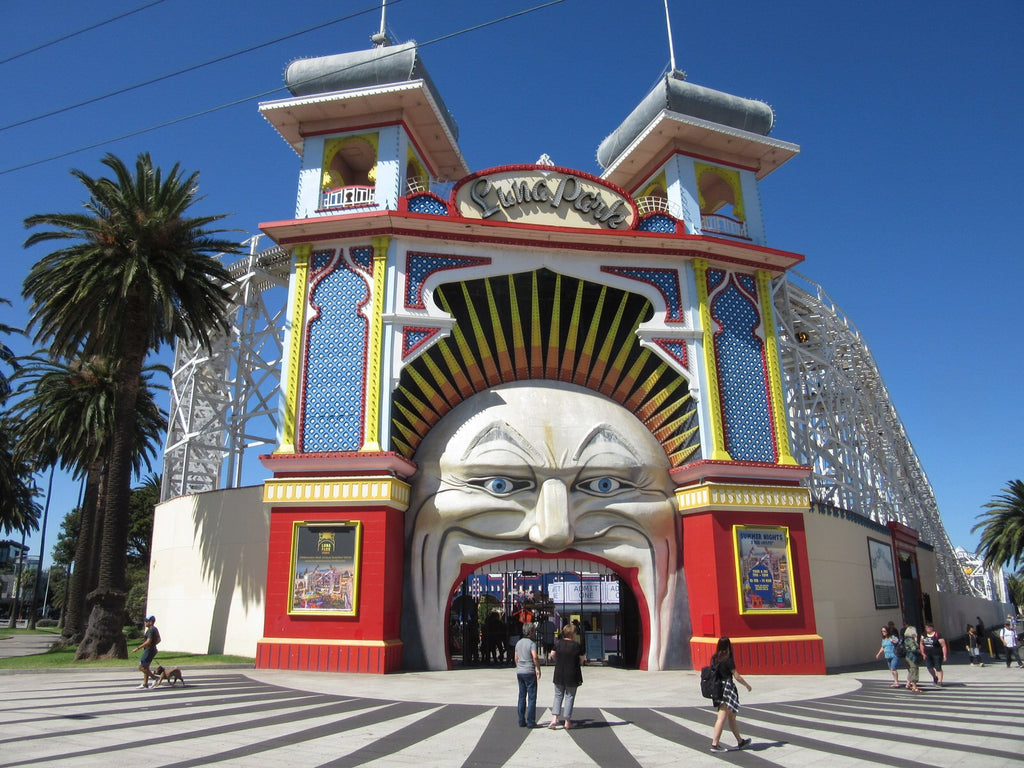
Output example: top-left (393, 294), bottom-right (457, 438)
top-left (0, 663), bottom-right (1021, 767)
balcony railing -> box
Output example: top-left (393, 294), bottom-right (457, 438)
top-left (701, 213), bottom-right (749, 239)
top-left (321, 185), bottom-right (375, 210)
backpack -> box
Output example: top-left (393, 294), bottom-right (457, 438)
top-left (893, 636), bottom-right (906, 658)
top-left (700, 663), bottom-right (724, 701)
top-left (902, 635), bottom-right (917, 660)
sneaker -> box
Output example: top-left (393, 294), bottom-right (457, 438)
top-left (137, 683), bottom-right (149, 689)
top-left (737, 738), bottom-right (751, 750)
top-left (709, 744), bottom-right (726, 752)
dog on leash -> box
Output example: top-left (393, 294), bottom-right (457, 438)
top-left (151, 666), bottom-right (185, 687)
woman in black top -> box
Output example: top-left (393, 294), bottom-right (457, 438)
top-left (709, 636), bottom-right (752, 752)
top-left (546, 624), bottom-right (584, 730)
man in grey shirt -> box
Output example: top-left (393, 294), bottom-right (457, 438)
top-left (514, 623), bottom-right (541, 727)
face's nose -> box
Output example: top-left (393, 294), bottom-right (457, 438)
top-left (529, 478), bottom-right (572, 550)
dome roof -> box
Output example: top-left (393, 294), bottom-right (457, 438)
top-left (597, 71), bottom-right (774, 169)
top-left (284, 41), bottom-right (458, 140)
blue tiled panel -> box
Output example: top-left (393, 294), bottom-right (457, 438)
top-left (301, 251), bottom-right (370, 452)
top-left (636, 214), bottom-right (677, 233)
top-left (712, 279), bottom-right (775, 462)
top-left (407, 194), bottom-right (449, 215)
top-left (602, 266), bottom-right (684, 322)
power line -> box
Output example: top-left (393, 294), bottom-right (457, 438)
top-left (0, 2), bottom-right (398, 134)
top-left (0, 0), bottom-right (173, 67)
top-left (0, 0), bottom-right (567, 178)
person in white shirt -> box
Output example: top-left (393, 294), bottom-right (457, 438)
top-left (999, 620), bottom-right (1023, 668)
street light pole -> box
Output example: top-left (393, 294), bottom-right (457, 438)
top-left (27, 463), bottom-right (55, 631)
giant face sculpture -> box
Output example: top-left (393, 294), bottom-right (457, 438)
top-left (402, 380), bottom-right (689, 670)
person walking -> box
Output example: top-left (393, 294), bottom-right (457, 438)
top-left (132, 616), bottom-right (160, 689)
top-left (875, 626), bottom-right (901, 688)
top-left (513, 623), bottom-right (541, 727)
top-left (903, 624), bottom-right (922, 693)
top-left (708, 636), bottom-right (753, 752)
top-left (999, 620), bottom-right (1023, 668)
top-left (919, 622), bottom-right (948, 686)
top-left (966, 624), bottom-right (984, 667)
top-left (546, 623), bottom-right (584, 730)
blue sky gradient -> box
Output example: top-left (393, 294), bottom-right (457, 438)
top-left (1, 0), bottom-right (1021, 567)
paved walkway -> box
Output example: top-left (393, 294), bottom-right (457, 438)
top-left (0, 658), bottom-right (1022, 767)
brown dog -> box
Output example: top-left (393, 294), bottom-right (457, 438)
top-left (152, 666), bottom-right (185, 687)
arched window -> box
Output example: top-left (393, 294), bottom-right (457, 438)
top-left (320, 133), bottom-right (379, 209)
top-left (695, 163), bottom-right (747, 238)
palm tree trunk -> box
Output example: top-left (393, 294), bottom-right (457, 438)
top-left (75, 321), bottom-right (147, 661)
top-left (60, 462), bottom-right (101, 646)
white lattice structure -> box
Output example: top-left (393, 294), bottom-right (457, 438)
top-left (161, 237), bottom-right (291, 501)
top-left (161, 251), bottom-right (970, 595)
top-left (773, 272), bottom-right (969, 594)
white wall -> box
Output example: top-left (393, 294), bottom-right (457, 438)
top-left (147, 486), bottom-right (269, 658)
top-left (805, 509), bottom-right (916, 668)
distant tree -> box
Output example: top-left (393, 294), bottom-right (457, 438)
top-left (0, 301), bottom-right (41, 536)
top-left (0, 297), bottom-right (20, 401)
top-left (1006, 571), bottom-right (1023, 613)
top-left (12, 356), bottom-right (165, 643)
top-left (973, 479), bottom-right (1024, 572)
top-left (127, 474), bottom-right (160, 568)
top-left (0, 417), bottom-right (41, 536)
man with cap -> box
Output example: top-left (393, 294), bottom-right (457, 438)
top-left (133, 616), bottom-right (161, 688)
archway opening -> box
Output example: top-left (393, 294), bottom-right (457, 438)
top-left (446, 556), bottom-right (643, 670)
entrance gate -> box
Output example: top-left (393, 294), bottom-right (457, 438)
top-left (448, 557), bottom-right (641, 669)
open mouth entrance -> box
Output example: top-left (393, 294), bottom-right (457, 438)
top-left (447, 557), bottom-right (642, 669)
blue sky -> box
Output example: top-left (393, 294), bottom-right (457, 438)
top-left (1, 0), bottom-right (1021, 568)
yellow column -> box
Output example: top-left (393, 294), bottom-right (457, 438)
top-left (757, 270), bottom-right (798, 465)
top-left (276, 244), bottom-right (311, 454)
top-left (694, 259), bottom-right (731, 461)
top-left (361, 236), bottom-right (390, 452)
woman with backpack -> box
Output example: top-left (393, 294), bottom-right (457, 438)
top-left (875, 625), bottom-right (901, 688)
top-left (709, 636), bottom-right (753, 753)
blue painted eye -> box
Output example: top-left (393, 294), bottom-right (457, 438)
top-left (575, 476), bottom-right (630, 496)
top-left (467, 476), bottom-right (533, 497)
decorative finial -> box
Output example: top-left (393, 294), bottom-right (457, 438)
top-left (536, 154), bottom-right (555, 167)
top-left (372, 0), bottom-right (391, 47)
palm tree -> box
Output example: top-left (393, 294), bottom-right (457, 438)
top-left (12, 356), bottom-right (166, 643)
top-left (973, 479), bottom-right (1024, 572)
top-left (0, 417), bottom-right (42, 535)
top-left (23, 152), bottom-right (238, 659)
top-left (0, 300), bottom-right (41, 536)
top-left (1, 298), bottom-right (20, 401)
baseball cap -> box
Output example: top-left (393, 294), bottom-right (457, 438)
top-left (146, 616), bottom-right (156, 622)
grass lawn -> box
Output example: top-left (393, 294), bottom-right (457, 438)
top-left (0, 629), bottom-right (253, 670)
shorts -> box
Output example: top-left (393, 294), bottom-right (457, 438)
top-left (887, 656), bottom-right (900, 671)
top-left (140, 647), bottom-right (157, 666)
top-left (925, 653), bottom-right (942, 671)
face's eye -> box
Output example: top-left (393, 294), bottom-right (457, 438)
top-left (574, 476), bottom-right (633, 497)
top-left (466, 476), bottom-right (534, 497)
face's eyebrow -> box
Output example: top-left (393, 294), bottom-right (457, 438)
top-left (459, 421), bottom-right (545, 465)
top-left (572, 424), bottom-right (644, 465)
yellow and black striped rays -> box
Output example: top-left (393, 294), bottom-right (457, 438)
top-left (391, 268), bottom-right (699, 466)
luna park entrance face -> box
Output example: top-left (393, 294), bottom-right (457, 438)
top-left (447, 558), bottom-right (642, 669)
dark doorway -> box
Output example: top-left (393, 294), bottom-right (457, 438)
top-left (449, 562), bottom-right (643, 670)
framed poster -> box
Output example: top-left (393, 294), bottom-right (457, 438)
top-left (867, 538), bottom-right (899, 609)
top-left (288, 521), bottom-right (362, 615)
top-left (734, 525), bottom-right (797, 614)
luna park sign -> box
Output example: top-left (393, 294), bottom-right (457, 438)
top-left (453, 166), bottom-right (636, 230)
